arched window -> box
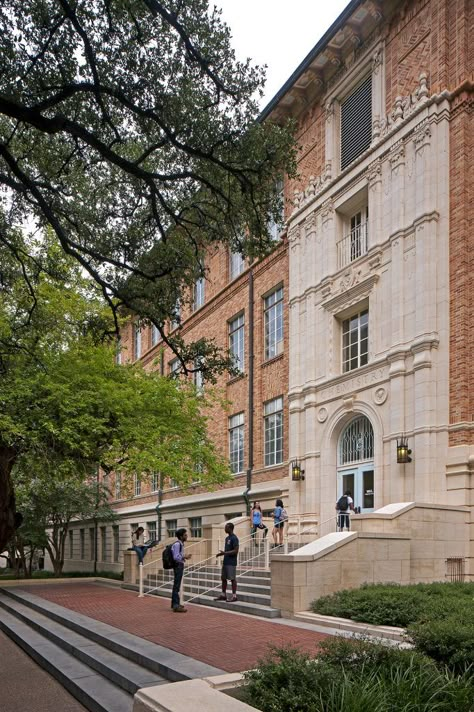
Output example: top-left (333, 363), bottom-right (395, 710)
top-left (339, 416), bottom-right (374, 465)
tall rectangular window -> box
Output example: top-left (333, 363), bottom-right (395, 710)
top-left (342, 309), bottom-right (369, 372)
top-left (268, 178), bottom-right (284, 240)
top-left (189, 517), bottom-right (202, 538)
top-left (264, 397), bottom-right (283, 467)
top-left (166, 519), bottom-right (177, 538)
top-left (228, 412), bottom-right (244, 474)
top-left (151, 324), bottom-right (160, 346)
top-left (151, 473), bottom-right (160, 492)
top-left (340, 75), bottom-right (372, 170)
top-left (171, 300), bottom-right (181, 330)
top-left (147, 521), bottom-right (157, 542)
top-left (116, 338), bottom-right (122, 365)
top-left (193, 363), bottom-right (204, 393)
top-left (133, 322), bottom-right (142, 360)
top-left (113, 526), bottom-right (120, 562)
top-left (169, 358), bottom-right (180, 376)
top-left (230, 250), bottom-right (245, 280)
top-left (193, 276), bottom-right (205, 310)
top-left (89, 528), bottom-right (95, 560)
top-left (69, 530), bottom-right (74, 559)
top-left (80, 529), bottom-right (85, 560)
top-left (229, 313), bottom-right (245, 372)
top-left (134, 475), bottom-right (141, 496)
top-left (101, 526), bottom-right (107, 561)
top-left (264, 286), bottom-right (284, 359)
top-left (115, 473), bottom-right (121, 499)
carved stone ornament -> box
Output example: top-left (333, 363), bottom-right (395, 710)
top-left (379, 73), bottom-right (430, 137)
top-left (372, 46), bottom-right (383, 74)
top-left (321, 199), bottom-right (335, 226)
top-left (413, 120), bottom-right (432, 153)
top-left (389, 141), bottom-right (406, 172)
top-left (339, 267), bottom-right (362, 293)
top-left (325, 99), bottom-right (335, 123)
top-left (367, 159), bottom-right (382, 187)
top-left (317, 407), bottom-right (328, 423)
top-left (292, 166), bottom-right (332, 215)
top-left (373, 387), bottom-right (388, 405)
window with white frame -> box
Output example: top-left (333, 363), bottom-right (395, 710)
top-left (229, 250), bottom-right (245, 280)
top-left (168, 477), bottom-right (178, 488)
top-left (264, 397), bottom-right (283, 466)
top-left (113, 526), bottom-right (119, 562)
top-left (171, 300), bottom-right (181, 330)
top-left (169, 358), bottom-right (180, 376)
top-left (268, 178), bottom-right (284, 240)
top-left (264, 286), bottom-right (284, 360)
top-left (189, 517), bottom-right (202, 538)
top-left (133, 322), bottom-right (142, 360)
top-left (340, 75), bottom-right (372, 171)
top-left (151, 324), bottom-right (160, 347)
top-left (116, 338), bottom-right (122, 365)
top-left (115, 473), bottom-right (121, 499)
top-left (147, 521), bottom-right (157, 542)
top-left (229, 313), bottom-right (245, 372)
top-left (166, 519), bottom-right (177, 538)
top-left (342, 309), bottom-right (369, 372)
top-left (151, 473), bottom-right (160, 492)
top-left (134, 475), bottom-right (141, 496)
top-left (337, 206), bottom-right (369, 268)
top-left (193, 276), bottom-right (205, 310)
top-left (228, 412), bottom-right (244, 474)
top-left (193, 362), bottom-right (204, 393)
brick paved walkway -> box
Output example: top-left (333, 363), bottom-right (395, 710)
top-left (25, 583), bottom-right (329, 672)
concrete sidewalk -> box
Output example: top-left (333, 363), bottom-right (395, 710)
top-left (0, 630), bottom-right (88, 712)
top-left (20, 582), bottom-right (330, 673)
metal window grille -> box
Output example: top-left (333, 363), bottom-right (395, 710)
top-left (342, 309), bottom-right (369, 372)
top-left (229, 313), bottom-right (245, 372)
top-left (446, 557), bottom-right (465, 582)
top-left (264, 397), bottom-right (284, 466)
top-left (264, 286), bottom-right (284, 359)
top-left (189, 517), bottom-right (202, 538)
top-left (339, 416), bottom-right (374, 465)
top-left (229, 412), bottom-right (245, 474)
top-left (166, 519), bottom-right (177, 538)
top-left (341, 75), bottom-right (372, 170)
top-left (337, 211), bottom-right (369, 268)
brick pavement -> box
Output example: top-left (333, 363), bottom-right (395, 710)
top-left (24, 583), bottom-right (329, 672)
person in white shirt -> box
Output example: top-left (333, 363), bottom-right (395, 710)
top-left (335, 490), bottom-right (354, 531)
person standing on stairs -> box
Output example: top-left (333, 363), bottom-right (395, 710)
top-left (171, 528), bottom-right (191, 613)
top-left (251, 501), bottom-right (268, 543)
top-left (215, 522), bottom-right (239, 602)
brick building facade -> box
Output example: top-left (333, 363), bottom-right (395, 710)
top-left (59, 0), bottom-right (473, 579)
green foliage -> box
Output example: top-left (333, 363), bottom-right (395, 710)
top-left (242, 640), bottom-right (474, 712)
top-left (409, 605), bottom-right (474, 673)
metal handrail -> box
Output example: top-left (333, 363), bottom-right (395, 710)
top-left (141, 537), bottom-right (209, 570)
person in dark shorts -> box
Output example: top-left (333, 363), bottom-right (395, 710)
top-left (215, 522), bottom-right (239, 602)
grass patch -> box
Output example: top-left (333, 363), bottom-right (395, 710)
top-left (242, 639), bottom-right (474, 712)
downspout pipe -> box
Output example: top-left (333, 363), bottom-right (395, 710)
top-left (245, 266), bottom-right (254, 516)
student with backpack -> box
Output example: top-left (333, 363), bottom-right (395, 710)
top-left (336, 490), bottom-right (354, 531)
top-left (164, 528), bottom-right (191, 613)
top-left (272, 499), bottom-right (287, 547)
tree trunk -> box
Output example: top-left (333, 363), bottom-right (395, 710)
top-left (0, 446), bottom-right (18, 554)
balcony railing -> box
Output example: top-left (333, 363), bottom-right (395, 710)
top-left (337, 220), bottom-right (368, 268)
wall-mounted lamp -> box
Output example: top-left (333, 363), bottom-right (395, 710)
top-left (291, 459), bottom-right (305, 481)
top-left (396, 437), bottom-right (412, 463)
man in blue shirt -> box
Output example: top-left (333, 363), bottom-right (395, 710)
top-left (171, 528), bottom-right (190, 612)
top-left (215, 522), bottom-right (239, 602)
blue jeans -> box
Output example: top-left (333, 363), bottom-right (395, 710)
top-left (132, 545), bottom-right (149, 564)
top-left (172, 563), bottom-right (184, 608)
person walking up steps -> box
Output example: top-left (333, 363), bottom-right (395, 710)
top-left (251, 501), bottom-right (268, 543)
top-left (171, 528), bottom-right (191, 612)
top-left (215, 522), bottom-right (239, 602)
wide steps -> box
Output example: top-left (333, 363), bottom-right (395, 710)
top-left (194, 595), bottom-right (281, 618)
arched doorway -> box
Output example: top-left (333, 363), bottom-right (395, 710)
top-left (337, 415), bottom-right (375, 512)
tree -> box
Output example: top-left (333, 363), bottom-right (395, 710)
top-left (0, 0), bottom-right (297, 368)
top-left (0, 238), bottom-right (230, 553)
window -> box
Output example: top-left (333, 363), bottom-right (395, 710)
top-left (134, 475), bottom-right (141, 497)
top-left (113, 526), bottom-right (120, 562)
top-left (147, 521), bottom-right (157, 542)
top-left (229, 313), bottom-right (245, 372)
top-left (101, 526), bottom-right (107, 561)
top-left (264, 286), bottom-right (284, 359)
top-left (80, 529), bottom-right (85, 560)
top-left (169, 358), bottom-right (180, 377)
top-left (89, 528), bottom-right (95, 560)
top-left (268, 178), bottom-right (284, 240)
top-left (171, 300), bottom-right (181, 330)
top-left (340, 75), bottom-right (372, 171)
top-left (69, 530), bottom-right (74, 559)
top-left (116, 338), bottom-right (122, 365)
top-left (151, 473), bottom-right (160, 492)
top-left (151, 324), bottom-right (160, 346)
top-left (264, 397), bottom-right (283, 466)
top-left (193, 362), bottom-right (204, 393)
top-left (337, 207), bottom-right (369, 268)
top-left (189, 517), bottom-right (202, 538)
top-left (193, 276), bottom-right (205, 310)
top-left (342, 309), bottom-right (368, 372)
top-left (166, 519), bottom-right (177, 538)
top-left (339, 415), bottom-right (374, 465)
top-left (228, 413), bottom-right (244, 474)
top-left (115, 473), bottom-right (121, 499)
top-left (230, 250), bottom-right (245, 280)
top-left (133, 322), bottom-right (142, 360)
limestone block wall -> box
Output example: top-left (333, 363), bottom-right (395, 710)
top-left (271, 531), bottom-right (411, 617)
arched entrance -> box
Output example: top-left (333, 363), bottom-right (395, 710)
top-left (337, 415), bottom-right (375, 512)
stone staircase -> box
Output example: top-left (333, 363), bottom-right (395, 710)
top-left (0, 587), bottom-right (222, 712)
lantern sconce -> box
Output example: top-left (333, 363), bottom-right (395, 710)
top-left (396, 436), bottom-right (412, 464)
top-left (291, 459), bottom-right (305, 481)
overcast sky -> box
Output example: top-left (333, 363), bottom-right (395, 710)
top-left (216, 0), bottom-right (350, 107)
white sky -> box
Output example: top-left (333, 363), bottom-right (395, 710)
top-left (215, 0), bottom-right (351, 107)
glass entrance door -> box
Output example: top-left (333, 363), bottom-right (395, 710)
top-left (337, 465), bottom-right (374, 513)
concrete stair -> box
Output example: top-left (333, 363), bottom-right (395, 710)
top-left (0, 587), bottom-right (223, 712)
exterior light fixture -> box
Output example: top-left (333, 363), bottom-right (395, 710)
top-left (291, 459), bottom-right (305, 481)
top-left (396, 437), bottom-right (412, 463)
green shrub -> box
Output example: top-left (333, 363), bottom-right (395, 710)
top-left (409, 616), bottom-right (474, 673)
top-left (242, 640), bottom-right (474, 712)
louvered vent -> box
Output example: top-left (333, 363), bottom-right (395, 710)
top-left (340, 75), bottom-right (372, 171)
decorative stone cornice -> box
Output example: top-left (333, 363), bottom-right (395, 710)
top-left (322, 273), bottom-right (379, 314)
top-left (377, 73), bottom-right (430, 140)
